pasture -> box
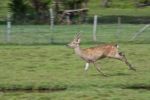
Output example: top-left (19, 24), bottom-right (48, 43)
top-left (0, 24), bottom-right (149, 100)
top-left (0, 44), bottom-right (150, 100)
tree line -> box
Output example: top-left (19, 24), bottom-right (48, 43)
top-left (9, 0), bottom-right (149, 24)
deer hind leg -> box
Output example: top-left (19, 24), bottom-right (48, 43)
top-left (93, 62), bottom-right (107, 76)
top-left (115, 52), bottom-right (136, 71)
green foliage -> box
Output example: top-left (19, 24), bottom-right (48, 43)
top-left (29, 0), bottom-right (52, 23)
top-left (8, 0), bottom-right (52, 24)
top-left (0, 0), bottom-right (150, 23)
top-left (52, 0), bottom-right (88, 24)
top-left (88, 0), bottom-right (150, 16)
top-left (63, 0), bottom-right (87, 9)
top-left (139, 0), bottom-right (149, 4)
top-left (9, 0), bottom-right (28, 20)
top-left (30, 0), bottom-right (51, 11)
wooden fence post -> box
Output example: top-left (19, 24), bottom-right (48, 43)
top-left (93, 15), bottom-right (98, 41)
top-left (116, 16), bottom-right (121, 39)
top-left (6, 13), bottom-right (11, 43)
top-left (49, 8), bottom-right (54, 30)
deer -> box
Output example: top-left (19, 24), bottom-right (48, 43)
top-left (67, 33), bottom-right (136, 76)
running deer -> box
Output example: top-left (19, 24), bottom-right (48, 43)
top-left (67, 33), bottom-right (136, 76)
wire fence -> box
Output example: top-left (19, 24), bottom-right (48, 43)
top-left (0, 15), bottom-right (149, 45)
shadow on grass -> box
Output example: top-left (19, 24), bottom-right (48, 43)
top-left (0, 87), bottom-right (67, 93)
top-left (122, 84), bottom-right (150, 90)
top-left (91, 72), bottom-right (130, 77)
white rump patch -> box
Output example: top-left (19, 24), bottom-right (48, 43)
top-left (85, 63), bottom-right (89, 71)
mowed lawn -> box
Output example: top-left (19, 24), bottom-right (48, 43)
top-left (0, 44), bottom-right (150, 100)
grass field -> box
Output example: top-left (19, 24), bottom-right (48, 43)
top-left (88, 0), bottom-right (150, 16)
top-left (0, 43), bottom-right (150, 100)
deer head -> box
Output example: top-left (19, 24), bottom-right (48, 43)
top-left (67, 33), bottom-right (81, 48)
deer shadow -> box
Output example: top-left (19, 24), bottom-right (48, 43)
top-left (91, 72), bottom-right (130, 77)
top-left (121, 84), bottom-right (150, 90)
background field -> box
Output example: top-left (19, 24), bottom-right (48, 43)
top-left (88, 0), bottom-right (150, 16)
top-left (0, 43), bottom-right (150, 100)
top-left (0, 24), bottom-right (149, 44)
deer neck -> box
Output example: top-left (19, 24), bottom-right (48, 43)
top-left (74, 46), bottom-right (82, 56)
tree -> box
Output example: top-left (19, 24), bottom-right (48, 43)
top-left (30, 0), bottom-right (51, 23)
top-left (9, 0), bottom-right (28, 22)
top-left (9, 0), bottom-right (52, 24)
top-left (101, 0), bottom-right (112, 8)
top-left (63, 0), bottom-right (88, 9)
top-left (134, 0), bottom-right (150, 7)
top-left (52, 0), bottom-right (88, 24)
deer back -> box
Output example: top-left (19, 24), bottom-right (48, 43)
top-left (80, 44), bottom-right (119, 61)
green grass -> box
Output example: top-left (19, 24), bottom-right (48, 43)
top-left (0, 44), bottom-right (150, 100)
top-left (88, 0), bottom-right (150, 16)
top-left (88, 7), bottom-right (150, 16)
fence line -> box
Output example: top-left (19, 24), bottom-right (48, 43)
top-left (6, 13), bottom-right (11, 43)
top-left (131, 24), bottom-right (150, 41)
top-left (116, 17), bottom-right (121, 38)
top-left (0, 15), bottom-right (149, 44)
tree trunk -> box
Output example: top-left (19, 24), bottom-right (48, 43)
top-left (101, 0), bottom-right (111, 7)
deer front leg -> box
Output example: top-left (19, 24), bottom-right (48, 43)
top-left (84, 63), bottom-right (89, 71)
top-left (93, 62), bottom-right (107, 76)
